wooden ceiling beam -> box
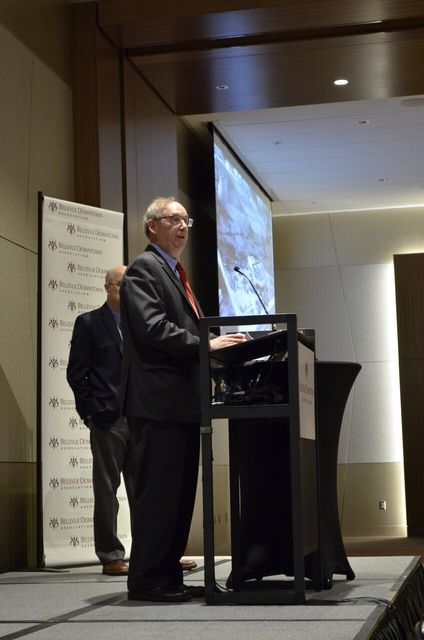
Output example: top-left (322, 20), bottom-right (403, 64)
top-left (125, 16), bottom-right (424, 57)
top-left (97, 0), bottom-right (424, 50)
top-left (96, 1), bottom-right (424, 116)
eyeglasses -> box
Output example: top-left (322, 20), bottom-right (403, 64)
top-left (156, 214), bottom-right (194, 228)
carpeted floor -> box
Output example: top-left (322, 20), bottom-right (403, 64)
top-left (0, 556), bottom-right (422, 640)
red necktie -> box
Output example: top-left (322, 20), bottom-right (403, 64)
top-left (176, 262), bottom-right (200, 319)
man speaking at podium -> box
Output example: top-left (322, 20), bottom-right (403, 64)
top-left (120, 196), bottom-right (245, 602)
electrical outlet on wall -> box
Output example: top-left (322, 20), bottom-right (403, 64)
top-left (378, 500), bottom-right (387, 511)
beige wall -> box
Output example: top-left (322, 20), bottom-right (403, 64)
top-left (0, 0), bottom-right (73, 571)
top-left (273, 205), bottom-right (424, 537)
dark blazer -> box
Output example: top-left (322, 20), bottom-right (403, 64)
top-left (120, 244), bottom-right (202, 423)
top-left (67, 302), bottom-right (123, 424)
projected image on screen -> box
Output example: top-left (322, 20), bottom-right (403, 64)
top-left (214, 133), bottom-right (275, 332)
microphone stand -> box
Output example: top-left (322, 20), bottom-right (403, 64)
top-left (234, 266), bottom-right (277, 331)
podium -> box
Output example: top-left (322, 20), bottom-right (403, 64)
top-left (199, 314), bottom-right (319, 604)
top-left (313, 360), bottom-right (361, 587)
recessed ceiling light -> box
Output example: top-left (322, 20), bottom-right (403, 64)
top-left (273, 141), bottom-right (282, 146)
top-left (357, 120), bottom-right (370, 124)
top-left (334, 78), bottom-right (349, 86)
top-left (216, 84), bottom-right (229, 90)
top-left (378, 177), bottom-right (389, 182)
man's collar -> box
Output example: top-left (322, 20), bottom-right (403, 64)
top-left (150, 242), bottom-right (178, 272)
top-left (106, 301), bottom-right (120, 320)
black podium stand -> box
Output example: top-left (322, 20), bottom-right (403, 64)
top-left (199, 314), bottom-right (319, 605)
top-left (228, 361), bottom-right (362, 591)
top-left (312, 361), bottom-right (361, 587)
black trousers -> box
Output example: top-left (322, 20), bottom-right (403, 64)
top-left (126, 417), bottom-right (200, 592)
top-left (89, 416), bottom-right (130, 564)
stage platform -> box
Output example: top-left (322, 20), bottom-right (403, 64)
top-left (0, 556), bottom-right (423, 640)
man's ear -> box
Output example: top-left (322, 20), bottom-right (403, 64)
top-left (146, 219), bottom-right (156, 237)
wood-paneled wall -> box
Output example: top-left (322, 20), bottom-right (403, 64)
top-left (72, 3), bottom-right (182, 261)
top-left (72, 2), bottom-right (123, 211)
top-left (394, 252), bottom-right (424, 536)
top-left (122, 58), bottom-right (179, 259)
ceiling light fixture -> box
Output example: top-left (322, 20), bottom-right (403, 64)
top-left (357, 120), bottom-right (370, 124)
top-left (216, 84), bottom-right (229, 90)
top-left (334, 78), bottom-right (349, 86)
top-left (378, 178), bottom-right (389, 182)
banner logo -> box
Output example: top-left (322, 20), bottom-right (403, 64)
top-left (69, 497), bottom-right (79, 509)
top-left (67, 224), bottom-right (76, 235)
top-left (68, 417), bottom-right (79, 429)
top-left (49, 436), bottom-right (59, 449)
top-left (49, 477), bottom-right (59, 490)
top-left (48, 279), bottom-right (58, 290)
top-left (48, 357), bottom-right (59, 369)
top-left (69, 456), bottom-right (79, 468)
top-left (67, 300), bottom-right (77, 312)
top-left (48, 201), bottom-right (58, 213)
top-left (48, 317), bottom-right (58, 330)
top-left (49, 397), bottom-right (59, 409)
top-left (67, 262), bottom-right (76, 273)
top-left (70, 536), bottom-right (80, 547)
top-left (48, 239), bottom-right (57, 251)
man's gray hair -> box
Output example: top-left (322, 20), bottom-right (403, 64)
top-left (144, 196), bottom-right (176, 237)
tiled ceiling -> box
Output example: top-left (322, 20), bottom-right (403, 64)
top-left (186, 94), bottom-right (424, 214)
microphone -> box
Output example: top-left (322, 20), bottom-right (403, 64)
top-left (234, 266), bottom-right (276, 331)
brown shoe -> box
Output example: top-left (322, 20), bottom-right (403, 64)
top-left (180, 558), bottom-right (197, 571)
top-left (102, 559), bottom-right (129, 575)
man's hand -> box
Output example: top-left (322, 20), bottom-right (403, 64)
top-left (209, 333), bottom-right (247, 351)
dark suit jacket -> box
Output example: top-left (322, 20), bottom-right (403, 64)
top-left (120, 244), bottom-right (202, 423)
top-left (67, 302), bottom-right (123, 424)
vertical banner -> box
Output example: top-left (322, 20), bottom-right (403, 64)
top-left (298, 341), bottom-right (315, 440)
top-left (39, 194), bottom-right (129, 566)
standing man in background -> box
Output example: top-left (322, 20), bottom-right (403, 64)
top-left (67, 265), bottom-right (130, 576)
top-left (120, 196), bottom-right (245, 602)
